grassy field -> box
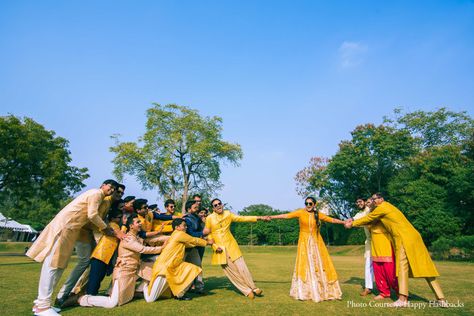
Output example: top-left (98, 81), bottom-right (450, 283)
top-left (1, 243), bottom-right (473, 315)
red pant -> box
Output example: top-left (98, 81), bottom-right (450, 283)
top-left (373, 257), bottom-right (398, 297)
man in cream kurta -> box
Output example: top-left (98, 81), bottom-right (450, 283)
top-left (79, 214), bottom-right (164, 308)
top-left (353, 198), bottom-right (374, 296)
top-left (204, 198), bottom-right (269, 299)
top-left (27, 179), bottom-right (118, 316)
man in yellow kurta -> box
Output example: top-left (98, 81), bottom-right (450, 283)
top-left (145, 218), bottom-right (212, 302)
top-left (203, 198), bottom-right (269, 299)
top-left (152, 199), bottom-right (182, 234)
top-left (27, 179), bottom-right (119, 316)
top-left (346, 193), bottom-right (446, 307)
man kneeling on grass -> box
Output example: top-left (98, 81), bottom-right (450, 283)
top-left (144, 218), bottom-right (213, 302)
top-left (78, 214), bottom-right (163, 308)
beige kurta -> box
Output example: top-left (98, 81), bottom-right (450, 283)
top-left (353, 207), bottom-right (372, 259)
top-left (113, 232), bottom-right (163, 306)
top-left (26, 189), bottom-right (108, 269)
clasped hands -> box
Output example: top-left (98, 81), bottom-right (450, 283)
top-left (344, 218), bottom-right (353, 229)
top-left (257, 216), bottom-right (272, 221)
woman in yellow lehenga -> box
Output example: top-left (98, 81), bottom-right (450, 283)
top-left (270, 197), bottom-right (345, 302)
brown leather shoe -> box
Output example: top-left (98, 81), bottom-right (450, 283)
top-left (360, 288), bottom-right (372, 296)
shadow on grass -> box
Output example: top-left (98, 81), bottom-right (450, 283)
top-left (0, 261), bottom-right (37, 266)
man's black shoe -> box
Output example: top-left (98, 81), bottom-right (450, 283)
top-left (175, 296), bottom-right (192, 301)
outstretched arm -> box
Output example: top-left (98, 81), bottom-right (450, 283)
top-left (269, 214), bottom-right (290, 220)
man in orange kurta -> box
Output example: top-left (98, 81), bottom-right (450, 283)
top-left (28, 180), bottom-right (119, 316)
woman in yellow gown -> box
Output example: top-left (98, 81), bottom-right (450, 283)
top-left (270, 197), bottom-right (345, 302)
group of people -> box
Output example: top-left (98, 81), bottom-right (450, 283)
top-left (28, 179), bottom-right (269, 316)
top-left (27, 179), bottom-right (447, 316)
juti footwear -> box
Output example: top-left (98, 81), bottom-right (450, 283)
top-left (359, 288), bottom-right (372, 296)
top-left (253, 288), bottom-right (263, 296)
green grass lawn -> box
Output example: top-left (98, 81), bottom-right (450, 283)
top-left (1, 243), bottom-right (472, 315)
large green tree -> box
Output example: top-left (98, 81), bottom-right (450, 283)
top-left (110, 104), bottom-right (243, 212)
top-left (296, 108), bottom-right (474, 245)
top-left (0, 115), bottom-right (89, 228)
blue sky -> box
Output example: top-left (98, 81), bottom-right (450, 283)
top-left (1, 1), bottom-right (473, 212)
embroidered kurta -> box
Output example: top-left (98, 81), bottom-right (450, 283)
top-left (26, 189), bottom-right (108, 269)
top-left (150, 230), bottom-right (207, 296)
top-left (285, 209), bottom-right (342, 302)
top-left (113, 232), bottom-right (162, 306)
top-left (91, 222), bottom-right (120, 264)
top-left (205, 210), bottom-right (257, 264)
top-left (353, 201), bottom-right (439, 278)
top-left (369, 221), bottom-right (394, 262)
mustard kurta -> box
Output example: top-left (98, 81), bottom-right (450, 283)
top-left (287, 209), bottom-right (338, 282)
top-left (205, 210), bottom-right (257, 264)
top-left (353, 201), bottom-right (439, 278)
top-left (369, 221), bottom-right (393, 262)
top-left (152, 212), bottom-right (182, 234)
top-left (26, 189), bottom-right (108, 269)
top-left (91, 222), bottom-right (120, 264)
top-left (150, 230), bottom-right (207, 296)
top-left (138, 211), bottom-right (155, 232)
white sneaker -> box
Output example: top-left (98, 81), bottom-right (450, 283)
top-left (34, 307), bottom-right (61, 316)
top-left (391, 299), bottom-right (409, 308)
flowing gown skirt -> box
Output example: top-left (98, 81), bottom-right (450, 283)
top-left (290, 235), bottom-right (342, 302)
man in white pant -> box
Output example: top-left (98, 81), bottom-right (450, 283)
top-left (55, 183), bottom-right (126, 306)
top-left (27, 179), bottom-right (118, 316)
top-left (353, 198), bottom-right (374, 296)
top-left (78, 214), bottom-right (164, 308)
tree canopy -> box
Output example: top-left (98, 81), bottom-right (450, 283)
top-left (110, 104), bottom-right (243, 212)
top-left (0, 115), bottom-right (89, 229)
top-left (296, 108), bottom-right (474, 245)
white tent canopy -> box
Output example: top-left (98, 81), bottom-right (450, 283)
top-left (0, 213), bottom-right (37, 233)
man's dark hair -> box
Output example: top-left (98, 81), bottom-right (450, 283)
top-left (123, 196), bottom-right (136, 203)
top-left (164, 199), bottom-right (175, 208)
top-left (102, 179), bottom-right (119, 189)
top-left (125, 214), bottom-right (138, 231)
top-left (107, 206), bottom-right (122, 221)
top-left (210, 198), bottom-right (221, 206)
top-left (373, 193), bottom-right (384, 199)
top-left (185, 200), bottom-right (197, 211)
top-left (133, 199), bottom-right (148, 211)
top-left (117, 183), bottom-right (126, 191)
top-left (172, 218), bottom-right (185, 230)
top-left (192, 194), bottom-right (202, 199)
top-left (149, 204), bottom-right (158, 210)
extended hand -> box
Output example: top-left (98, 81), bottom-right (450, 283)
top-left (207, 238), bottom-right (214, 246)
top-left (216, 247), bottom-right (223, 254)
top-left (344, 219), bottom-right (353, 229)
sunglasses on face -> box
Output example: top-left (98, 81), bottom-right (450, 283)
top-left (168, 205), bottom-right (175, 209)
top-left (213, 202), bottom-right (222, 207)
top-left (116, 191), bottom-right (124, 195)
top-left (305, 202), bottom-right (314, 206)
